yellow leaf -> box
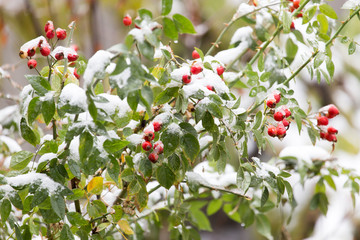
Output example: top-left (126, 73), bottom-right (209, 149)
top-left (117, 219), bottom-right (134, 235)
top-left (87, 176), bottom-right (103, 195)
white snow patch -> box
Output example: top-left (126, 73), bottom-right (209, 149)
top-left (127, 134), bottom-right (143, 145)
top-left (83, 50), bottom-right (113, 88)
top-left (58, 83), bottom-right (88, 111)
top-left (0, 136), bottom-right (21, 153)
top-left (95, 93), bottom-right (131, 118)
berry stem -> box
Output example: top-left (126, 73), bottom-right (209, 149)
top-left (62, 21), bottom-right (76, 84)
top-left (283, 6), bottom-right (360, 86)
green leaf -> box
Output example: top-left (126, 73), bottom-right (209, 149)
top-left (206, 199), bottom-right (222, 216)
top-left (107, 156), bottom-right (120, 183)
top-left (256, 214), bottom-right (273, 240)
top-left (137, 40), bottom-right (155, 60)
top-left (155, 87), bottom-right (179, 104)
top-left (319, 4), bottom-right (338, 19)
top-left (317, 14), bottom-right (329, 34)
top-left (79, 131), bottom-right (93, 160)
top-left (324, 175), bottom-right (336, 190)
top-left (179, 122), bottom-right (198, 138)
top-left (138, 8), bottom-right (153, 19)
top-left (285, 38), bottom-right (298, 64)
top-left (161, 0), bottom-right (173, 15)
top-left (103, 139), bottom-right (129, 153)
top-left (25, 75), bottom-right (51, 96)
top-left (156, 164), bottom-right (175, 189)
top-left (87, 200), bottom-right (107, 218)
top-left (41, 97), bottom-right (55, 125)
top-left (181, 133), bottom-right (200, 162)
top-left (253, 111), bottom-right (262, 130)
top-left (20, 117), bottom-right (39, 146)
top-left (207, 102), bottom-right (223, 119)
top-left (31, 188), bottom-right (49, 208)
top-left (172, 14), bottom-right (196, 34)
top-left (194, 47), bottom-right (204, 61)
top-left (282, 10), bottom-right (292, 34)
top-left (27, 97), bottom-right (41, 124)
top-left (60, 224), bottom-right (74, 240)
top-left (261, 187), bottom-right (269, 207)
top-left (314, 52), bottom-right (326, 68)
top-left (1, 199), bottom-right (11, 223)
top-left (163, 17), bottom-right (178, 40)
top-left (50, 194), bottom-right (65, 219)
top-left (349, 41), bottom-right (356, 55)
top-left (14, 224), bottom-right (23, 240)
top-left (310, 192), bottom-right (328, 214)
top-left (10, 151), bottom-right (34, 170)
top-left (303, 5), bottom-right (318, 24)
top-left (161, 127), bottom-right (180, 157)
top-left (190, 209), bottom-right (212, 231)
top-left (66, 212), bottom-right (88, 226)
top-left (127, 90), bottom-right (140, 111)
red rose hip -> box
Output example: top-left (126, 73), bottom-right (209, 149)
top-left (274, 111), bottom-right (285, 121)
top-left (266, 98), bottom-right (276, 108)
top-left (123, 15), bottom-right (132, 26)
top-left (182, 74), bottom-right (191, 84)
top-left (144, 129), bottom-right (155, 141)
top-left (40, 47), bottom-right (51, 56)
top-left (317, 116), bottom-right (329, 126)
top-left (148, 152), bottom-right (159, 163)
top-left (327, 126), bottom-right (338, 134)
top-left (27, 59), bottom-right (37, 69)
top-left (192, 50), bottom-right (200, 59)
top-left (56, 28), bottom-right (67, 40)
top-left (190, 64), bottom-right (203, 75)
top-left (153, 121), bottom-right (162, 132)
top-left (327, 105), bottom-right (339, 118)
top-left (46, 30), bottom-right (55, 39)
top-left (142, 141), bottom-right (152, 151)
top-left (217, 66), bottom-right (225, 76)
top-left (153, 141), bottom-right (164, 154)
top-left (67, 54), bottom-right (79, 62)
top-left (267, 125), bottom-right (277, 137)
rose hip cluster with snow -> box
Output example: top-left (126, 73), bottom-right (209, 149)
top-left (19, 21), bottom-right (80, 79)
top-left (142, 121), bottom-right (164, 163)
top-left (316, 104), bottom-right (339, 142)
top-left (266, 91), bottom-right (292, 139)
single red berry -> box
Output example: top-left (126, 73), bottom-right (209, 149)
top-left (46, 30), bottom-right (55, 39)
top-left (27, 48), bottom-right (36, 57)
top-left (142, 141), bottom-right (152, 151)
top-left (144, 129), bottom-right (155, 141)
top-left (55, 52), bottom-right (64, 60)
top-left (289, 6), bottom-right (295, 12)
top-left (284, 108), bottom-right (291, 118)
top-left (67, 54), bottom-right (79, 62)
top-left (148, 152), bottom-right (159, 163)
top-left (217, 66), bottom-right (225, 76)
top-left (123, 15), bottom-right (132, 26)
top-left (40, 47), bottom-right (51, 56)
top-left (267, 125), bottom-right (277, 137)
top-left (297, 12), bottom-right (303, 18)
top-left (290, 22), bottom-right (295, 30)
top-left (153, 122), bottom-right (162, 132)
top-left (56, 28), bottom-right (67, 40)
top-left (274, 93), bottom-right (281, 103)
top-left (44, 21), bottom-right (54, 33)
top-left (153, 141), bottom-right (164, 154)
top-left (27, 59), bottom-right (37, 69)
top-left (276, 124), bottom-right (287, 138)
top-left (266, 98), bottom-right (276, 108)
top-left (327, 126), bottom-right (338, 134)
top-left (282, 118), bottom-right (290, 127)
top-left (190, 64), bottom-right (203, 75)
top-left (74, 68), bottom-right (80, 79)
top-left (293, 0), bottom-right (300, 9)
top-left (274, 111), bottom-right (285, 121)
top-left (325, 133), bottom-right (337, 142)
top-left (192, 50), bottom-right (200, 59)
top-left (317, 116), bottom-right (329, 126)
top-left (320, 131), bottom-right (327, 139)
top-left (206, 85), bottom-right (214, 91)
top-left (182, 74), bottom-right (191, 84)
top-left (327, 105), bottom-right (339, 118)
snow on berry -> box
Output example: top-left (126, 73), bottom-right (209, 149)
top-left (153, 141), bottom-right (164, 154)
top-left (267, 125), bottom-right (277, 137)
top-left (55, 52), bottom-right (64, 60)
top-left (144, 129), bottom-right (155, 141)
top-left (192, 49), bottom-right (200, 59)
top-left (148, 152), bottom-right (159, 163)
top-left (276, 123), bottom-right (287, 138)
top-left (273, 91), bottom-right (281, 103)
top-left (19, 36), bottom-right (50, 58)
top-left (317, 116), bottom-right (329, 126)
top-left (327, 104), bottom-right (339, 118)
top-left (51, 46), bottom-right (78, 60)
top-left (46, 29), bottom-right (55, 39)
top-left (266, 98), bottom-right (276, 108)
top-left (153, 121), bottom-right (162, 132)
top-left (56, 28), bottom-right (67, 40)
top-left (44, 21), bottom-right (54, 33)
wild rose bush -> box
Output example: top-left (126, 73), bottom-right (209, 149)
top-left (0, 0), bottom-right (359, 239)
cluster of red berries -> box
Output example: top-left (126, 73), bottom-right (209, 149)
top-left (141, 121), bottom-right (164, 163)
top-left (266, 92), bottom-right (292, 139)
top-left (316, 104), bottom-right (339, 142)
top-left (44, 21), bottom-right (67, 40)
top-left (181, 49), bottom-right (224, 92)
top-left (288, 0), bottom-right (303, 30)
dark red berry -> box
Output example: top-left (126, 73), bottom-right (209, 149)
top-left (56, 28), bottom-right (67, 40)
top-left (74, 68), bottom-right (80, 79)
top-left (192, 50), bottom-right (200, 59)
top-left (284, 108), bottom-right (291, 117)
top-left (27, 48), bottom-right (36, 57)
top-left (267, 125), bottom-right (277, 137)
top-left (266, 98), bottom-right (276, 108)
top-left (153, 141), bottom-right (164, 154)
top-left (293, 0), bottom-right (300, 9)
top-left (297, 12), bottom-right (303, 18)
top-left (282, 119), bottom-right (290, 127)
top-left (27, 59), bottom-right (37, 69)
top-left (274, 92), bottom-right (281, 103)
top-left (317, 116), bottom-right (329, 126)
top-left (148, 152), bottom-right (159, 163)
top-left (327, 126), bottom-right (338, 134)
top-left (276, 124), bottom-right (287, 138)
top-left (320, 131), bottom-right (326, 139)
top-left (44, 21), bottom-right (54, 33)
top-left (327, 105), bottom-right (339, 119)
top-left (67, 54), bottom-right (79, 62)
top-left (123, 15), bottom-right (132, 26)
top-left (46, 30), bottom-right (55, 39)
top-left (217, 66), bottom-right (225, 76)
top-left (142, 141), bottom-right (152, 151)
top-left (182, 74), bottom-right (191, 84)
top-left (190, 64), bottom-right (203, 75)
top-left (274, 111), bottom-right (285, 121)
top-left (40, 47), bottom-right (51, 56)
top-left (153, 122), bottom-right (162, 132)
top-left (144, 129), bottom-right (155, 141)
top-left (55, 52), bottom-right (64, 60)
top-left (325, 133), bottom-right (337, 142)
top-left (290, 22), bottom-right (295, 30)
top-left (206, 85), bottom-right (214, 91)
